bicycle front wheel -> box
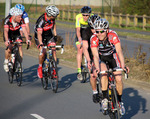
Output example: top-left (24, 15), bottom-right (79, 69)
top-left (15, 60), bottom-right (22, 86)
top-left (110, 87), bottom-right (120, 119)
top-left (50, 58), bottom-right (58, 93)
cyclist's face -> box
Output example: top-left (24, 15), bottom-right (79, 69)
top-left (96, 29), bottom-right (108, 40)
top-left (14, 15), bottom-right (22, 23)
top-left (47, 15), bottom-right (56, 20)
top-left (82, 14), bottom-right (90, 21)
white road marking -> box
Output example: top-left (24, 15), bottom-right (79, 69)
top-left (30, 114), bottom-right (45, 119)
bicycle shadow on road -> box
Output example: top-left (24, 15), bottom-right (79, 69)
top-left (57, 73), bottom-right (77, 93)
top-left (21, 64), bottom-right (39, 86)
top-left (121, 88), bottom-right (148, 119)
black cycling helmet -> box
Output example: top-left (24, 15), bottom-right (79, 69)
top-left (81, 6), bottom-right (92, 13)
top-left (88, 14), bottom-right (101, 28)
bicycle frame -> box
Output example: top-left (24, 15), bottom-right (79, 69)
top-left (98, 68), bottom-right (128, 119)
top-left (7, 36), bottom-right (29, 86)
top-left (41, 44), bottom-right (64, 92)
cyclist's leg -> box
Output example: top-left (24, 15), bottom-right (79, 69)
top-left (76, 41), bottom-right (83, 70)
top-left (4, 38), bottom-right (12, 72)
top-left (112, 53), bottom-right (125, 115)
top-left (35, 37), bottom-right (46, 78)
top-left (76, 41), bottom-right (83, 80)
top-left (111, 53), bottom-right (123, 102)
top-left (90, 64), bottom-right (100, 103)
top-left (100, 62), bottom-right (108, 98)
top-left (100, 62), bottom-right (109, 110)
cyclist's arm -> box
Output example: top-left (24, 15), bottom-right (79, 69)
top-left (76, 27), bottom-right (82, 43)
top-left (22, 25), bottom-right (29, 41)
top-left (37, 30), bottom-right (43, 45)
top-left (53, 23), bottom-right (57, 36)
top-left (91, 47), bottom-right (100, 71)
top-left (25, 22), bottom-right (30, 35)
top-left (115, 42), bottom-right (125, 68)
top-left (83, 41), bottom-right (91, 63)
top-left (4, 27), bottom-right (9, 42)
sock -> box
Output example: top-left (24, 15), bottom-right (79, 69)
top-left (102, 90), bottom-right (108, 99)
top-left (117, 95), bottom-right (122, 102)
top-left (39, 64), bottom-right (42, 67)
top-left (93, 90), bottom-right (98, 94)
top-left (77, 68), bottom-right (81, 73)
top-left (4, 59), bottom-right (8, 63)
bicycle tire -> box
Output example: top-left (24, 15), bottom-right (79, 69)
top-left (81, 71), bottom-right (87, 83)
top-left (41, 62), bottom-right (49, 90)
top-left (15, 60), bottom-right (22, 86)
top-left (81, 66), bottom-right (88, 83)
top-left (110, 87), bottom-right (120, 119)
top-left (50, 58), bottom-right (58, 93)
top-left (41, 77), bottom-right (48, 90)
top-left (8, 64), bottom-right (14, 84)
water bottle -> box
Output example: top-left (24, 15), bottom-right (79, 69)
top-left (48, 49), bottom-right (52, 56)
top-left (11, 54), bottom-right (15, 64)
top-left (109, 89), bottom-right (111, 100)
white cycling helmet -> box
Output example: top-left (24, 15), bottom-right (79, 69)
top-left (9, 7), bottom-right (23, 16)
top-left (88, 14), bottom-right (101, 28)
top-left (94, 18), bottom-right (109, 30)
top-left (45, 5), bottom-right (59, 17)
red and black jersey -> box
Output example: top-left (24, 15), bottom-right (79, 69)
top-left (90, 30), bottom-right (120, 56)
top-left (34, 13), bottom-right (55, 39)
top-left (3, 15), bottom-right (25, 40)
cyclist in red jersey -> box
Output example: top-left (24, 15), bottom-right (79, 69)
top-left (3, 7), bottom-right (31, 72)
top-left (34, 5), bottom-right (59, 78)
top-left (91, 18), bottom-right (129, 115)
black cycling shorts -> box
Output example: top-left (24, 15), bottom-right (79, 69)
top-left (75, 27), bottom-right (93, 42)
top-left (99, 53), bottom-right (121, 69)
top-left (34, 34), bottom-right (55, 47)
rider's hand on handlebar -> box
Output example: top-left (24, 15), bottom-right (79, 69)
top-left (96, 69), bottom-right (100, 74)
top-left (54, 36), bottom-right (57, 42)
top-left (26, 40), bottom-right (31, 46)
top-left (123, 66), bottom-right (129, 73)
top-left (5, 40), bottom-right (9, 47)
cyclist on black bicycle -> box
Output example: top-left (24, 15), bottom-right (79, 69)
top-left (75, 6), bottom-right (93, 80)
top-left (34, 5), bottom-right (59, 78)
top-left (90, 18), bottom-right (129, 115)
top-left (3, 7), bottom-right (31, 72)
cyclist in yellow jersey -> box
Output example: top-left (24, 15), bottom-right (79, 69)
top-left (75, 6), bottom-right (93, 80)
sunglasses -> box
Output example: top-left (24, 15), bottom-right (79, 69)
top-left (96, 30), bottom-right (106, 34)
top-left (82, 14), bottom-right (89, 17)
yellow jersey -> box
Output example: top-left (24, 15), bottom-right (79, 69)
top-left (75, 13), bottom-right (93, 28)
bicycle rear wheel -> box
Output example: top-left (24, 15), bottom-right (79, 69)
top-left (110, 87), bottom-right (120, 119)
top-left (8, 63), bottom-right (14, 84)
top-left (15, 60), bottom-right (22, 86)
top-left (50, 58), bottom-right (58, 93)
top-left (81, 66), bottom-right (89, 83)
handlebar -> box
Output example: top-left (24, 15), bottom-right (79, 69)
top-left (5, 41), bottom-right (29, 50)
top-left (98, 68), bottom-right (128, 80)
top-left (43, 44), bottom-right (64, 54)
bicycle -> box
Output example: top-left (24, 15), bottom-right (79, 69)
top-left (81, 55), bottom-right (90, 83)
top-left (41, 44), bottom-right (64, 93)
top-left (6, 36), bottom-right (30, 86)
top-left (79, 43), bottom-right (90, 83)
top-left (97, 65), bottom-right (128, 119)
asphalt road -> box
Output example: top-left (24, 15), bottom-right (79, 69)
top-left (0, 21), bottom-right (150, 119)
top-left (0, 46), bottom-right (150, 119)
